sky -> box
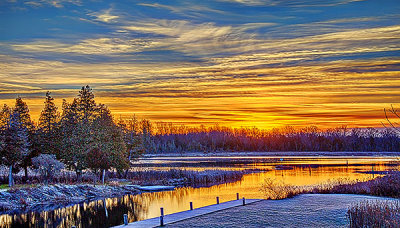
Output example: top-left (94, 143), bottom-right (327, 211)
top-left (0, 0), bottom-right (399, 129)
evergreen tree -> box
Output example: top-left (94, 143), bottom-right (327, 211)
top-left (38, 92), bottom-right (60, 156)
top-left (77, 85), bottom-right (97, 122)
top-left (38, 91), bottom-right (59, 132)
top-left (0, 112), bottom-right (30, 187)
top-left (13, 97), bottom-right (35, 181)
top-left (0, 105), bottom-right (11, 129)
top-left (14, 97), bottom-right (33, 130)
top-left (58, 86), bottom-right (128, 181)
top-left (59, 98), bottom-right (89, 180)
top-left (89, 105), bottom-right (128, 183)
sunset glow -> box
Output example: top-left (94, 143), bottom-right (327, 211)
top-left (1, 0), bottom-right (399, 128)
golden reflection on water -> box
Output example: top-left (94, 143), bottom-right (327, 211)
top-left (0, 195), bottom-right (148, 228)
top-left (0, 157), bottom-right (398, 227)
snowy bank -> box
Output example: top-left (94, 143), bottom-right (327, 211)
top-left (0, 184), bottom-right (140, 214)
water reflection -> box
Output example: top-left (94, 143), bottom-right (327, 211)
top-left (0, 195), bottom-right (147, 228)
top-left (0, 157), bottom-right (398, 227)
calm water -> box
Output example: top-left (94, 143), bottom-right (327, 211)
top-left (1, 156), bottom-right (398, 228)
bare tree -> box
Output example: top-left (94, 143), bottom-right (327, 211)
top-left (383, 105), bottom-right (400, 133)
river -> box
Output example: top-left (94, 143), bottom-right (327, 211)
top-left (0, 156), bottom-right (398, 227)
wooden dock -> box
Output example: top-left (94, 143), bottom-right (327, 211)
top-left (113, 199), bottom-right (263, 228)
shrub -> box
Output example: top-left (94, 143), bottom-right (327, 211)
top-left (260, 178), bottom-right (305, 199)
top-left (32, 154), bottom-right (64, 185)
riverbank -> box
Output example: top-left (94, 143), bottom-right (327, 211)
top-left (0, 184), bottom-right (141, 214)
top-left (165, 194), bottom-right (400, 227)
top-left (0, 169), bottom-right (253, 215)
top-left (143, 151), bottom-right (400, 157)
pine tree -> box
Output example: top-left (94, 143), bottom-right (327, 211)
top-left (39, 91), bottom-right (59, 133)
top-left (37, 92), bottom-right (61, 158)
top-left (58, 87), bottom-right (103, 181)
top-left (89, 105), bottom-right (128, 183)
top-left (0, 105), bottom-right (11, 128)
top-left (14, 97), bottom-right (33, 130)
top-left (14, 97), bottom-right (35, 181)
top-left (57, 86), bottom-right (130, 182)
top-left (77, 85), bottom-right (97, 122)
top-left (59, 98), bottom-right (89, 180)
top-left (0, 112), bottom-right (30, 187)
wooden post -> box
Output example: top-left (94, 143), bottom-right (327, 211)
top-left (242, 197), bottom-right (245, 206)
top-left (216, 196), bottom-right (220, 204)
top-left (104, 199), bottom-right (108, 218)
top-left (160, 207), bottom-right (164, 226)
top-left (123, 214), bottom-right (128, 225)
top-left (102, 169), bottom-right (106, 185)
top-left (190, 202), bottom-right (193, 210)
top-left (236, 193), bottom-right (239, 200)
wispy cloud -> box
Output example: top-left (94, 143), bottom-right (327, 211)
top-left (24, 0), bottom-right (81, 8)
top-left (88, 8), bottom-right (119, 23)
top-left (10, 38), bottom-right (154, 55)
top-left (218, 0), bottom-right (366, 7)
top-left (1, 0), bottom-right (399, 128)
top-left (138, 3), bottom-right (227, 18)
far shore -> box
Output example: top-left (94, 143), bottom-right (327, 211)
top-left (143, 151), bottom-right (400, 158)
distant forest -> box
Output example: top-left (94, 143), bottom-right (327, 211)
top-left (149, 124), bottom-right (399, 153)
top-left (1, 86), bottom-right (399, 183)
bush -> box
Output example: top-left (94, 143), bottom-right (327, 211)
top-left (260, 178), bottom-right (305, 199)
top-left (32, 154), bottom-right (64, 185)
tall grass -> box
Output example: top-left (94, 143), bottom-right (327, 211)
top-left (311, 173), bottom-right (400, 198)
top-left (260, 172), bottom-right (400, 200)
top-left (260, 178), bottom-right (307, 199)
top-left (114, 169), bottom-right (251, 187)
top-left (347, 200), bottom-right (400, 227)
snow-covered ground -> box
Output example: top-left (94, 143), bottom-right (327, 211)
top-left (0, 184), bottom-right (141, 214)
top-left (166, 194), bottom-right (400, 228)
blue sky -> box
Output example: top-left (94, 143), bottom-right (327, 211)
top-left (0, 0), bottom-right (399, 128)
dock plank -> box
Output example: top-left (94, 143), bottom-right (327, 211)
top-left (113, 199), bottom-right (263, 228)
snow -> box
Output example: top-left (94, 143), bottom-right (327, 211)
top-left (135, 185), bottom-right (175, 191)
top-left (164, 194), bottom-right (400, 228)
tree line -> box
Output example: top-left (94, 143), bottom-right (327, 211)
top-left (151, 124), bottom-right (400, 153)
top-left (0, 86), bottom-right (149, 187)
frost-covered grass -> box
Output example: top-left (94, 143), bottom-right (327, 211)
top-left (347, 200), bottom-right (400, 227)
top-left (0, 184), bottom-right (140, 214)
top-left (165, 194), bottom-right (394, 228)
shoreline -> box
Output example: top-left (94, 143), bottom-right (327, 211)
top-left (0, 169), bottom-right (251, 216)
top-left (0, 184), bottom-right (143, 215)
top-left (143, 151), bottom-right (400, 158)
